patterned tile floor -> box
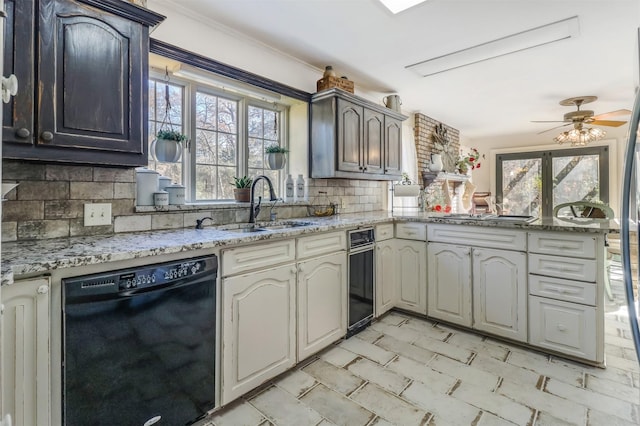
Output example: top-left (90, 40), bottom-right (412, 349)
top-left (198, 261), bottom-right (640, 426)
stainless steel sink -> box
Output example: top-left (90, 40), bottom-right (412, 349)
top-left (440, 214), bottom-right (537, 223)
top-left (213, 221), bottom-right (316, 233)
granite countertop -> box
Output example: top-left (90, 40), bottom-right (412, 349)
top-left (1, 211), bottom-right (619, 286)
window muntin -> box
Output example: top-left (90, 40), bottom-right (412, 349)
top-left (248, 105), bottom-right (282, 199)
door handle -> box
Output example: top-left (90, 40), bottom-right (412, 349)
top-left (16, 128), bottom-right (30, 139)
top-left (41, 131), bottom-right (54, 142)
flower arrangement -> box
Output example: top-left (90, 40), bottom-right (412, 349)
top-left (456, 148), bottom-right (484, 174)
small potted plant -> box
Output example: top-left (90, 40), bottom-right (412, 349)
top-left (265, 144), bottom-right (288, 170)
top-left (151, 129), bottom-right (187, 163)
top-left (232, 176), bottom-right (252, 202)
top-left (456, 148), bottom-right (483, 174)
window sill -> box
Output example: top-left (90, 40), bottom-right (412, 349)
top-left (135, 200), bottom-right (310, 213)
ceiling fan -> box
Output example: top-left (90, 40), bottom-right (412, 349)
top-left (532, 96), bottom-right (631, 134)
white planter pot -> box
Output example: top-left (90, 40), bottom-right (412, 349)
top-left (266, 153), bottom-right (286, 170)
top-left (151, 138), bottom-right (182, 163)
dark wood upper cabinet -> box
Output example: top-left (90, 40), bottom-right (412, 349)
top-left (3, 0), bottom-right (164, 166)
top-left (311, 88), bottom-right (407, 181)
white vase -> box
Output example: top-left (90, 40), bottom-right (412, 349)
top-left (429, 153), bottom-right (443, 172)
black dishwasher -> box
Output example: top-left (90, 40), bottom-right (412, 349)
top-left (62, 255), bottom-right (217, 426)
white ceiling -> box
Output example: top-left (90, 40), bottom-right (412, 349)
top-left (160, 0), bottom-right (639, 140)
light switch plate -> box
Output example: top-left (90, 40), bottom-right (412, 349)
top-left (84, 203), bottom-right (112, 226)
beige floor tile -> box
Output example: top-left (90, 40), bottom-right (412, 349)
top-left (353, 327), bottom-right (383, 343)
top-left (606, 353), bottom-right (640, 373)
top-left (400, 318), bottom-right (451, 341)
top-left (206, 400), bottom-right (265, 426)
top-left (412, 334), bottom-right (475, 363)
top-left (369, 417), bottom-right (394, 426)
top-left (544, 378), bottom-right (640, 424)
top-left (534, 411), bottom-right (577, 426)
top-left (370, 320), bottom-right (422, 343)
top-left (319, 346), bottom-right (359, 368)
top-left (378, 312), bottom-right (409, 326)
top-left (375, 334), bottom-right (436, 364)
top-left (428, 354), bottom-right (501, 392)
top-left (346, 357), bottom-right (411, 395)
top-left (339, 336), bottom-right (396, 365)
top-left (299, 384), bottom-right (375, 426)
top-left (585, 373), bottom-right (640, 404)
top-left (475, 412), bottom-right (518, 426)
top-left (450, 381), bottom-right (535, 425)
top-left (302, 359), bottom-right (364, 395)
top-left (497, 380), bottom-right (587, 424)
top-left (386, 355), bottom-right (457, 394)
top-left (446, 332), bottom-right (510, 361)
top-left (470, 353), bottom-right (541, 389)
top-left (315, 420), bottom-right (336, 426)
top-left (587, 408), bottom-right (640, 426)
top-left (350, 383), bottom-right (431, 425)
top-left (249, 386), bottom-right (323, 426)
top-left (401, 380), bottom-right (482, 425)
top-left (275, 369), bottom-right (318, 398)
top-left (507, 351), bottom-right (585, 387)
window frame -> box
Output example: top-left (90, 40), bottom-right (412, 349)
top-left (496, 145), bottom-right (609, 217)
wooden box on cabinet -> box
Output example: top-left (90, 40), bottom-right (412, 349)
top-left (310, 88), bottom-right (407, 181)
top-left (2, 0), bottom-right (164, 166)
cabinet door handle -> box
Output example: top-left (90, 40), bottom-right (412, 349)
top-left (16, 128), bottom-right (30, 139)
top-left (363, 167), bottom-right (367, 171)
top-left (37, 285), bottom-right (49, 295)
top-left (556, 324), bottom-right (567, 332)
top-left (41, 131), bottom-right (54, 142)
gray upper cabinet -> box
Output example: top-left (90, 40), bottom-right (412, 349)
top-left (3, 0), bottom-right (164, 166)
top-left (311, 89), bottom-right (408, 181)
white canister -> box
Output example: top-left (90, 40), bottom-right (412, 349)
top-left (135, 167), bottom-right (159, 206)
top-left (153, 190), bottom-right (169, 206)
top-left (158, 176), bottom-right (172, 191)
top-left (166, 184), bottom-right (186, 205)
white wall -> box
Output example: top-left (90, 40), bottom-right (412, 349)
top-left (468, 125), bottom-right (630, 214)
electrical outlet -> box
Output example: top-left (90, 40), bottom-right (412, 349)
top-left (84, 203), bottom-right (112, 226)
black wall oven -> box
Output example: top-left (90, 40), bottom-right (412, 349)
top-left (348, 228), bottom-right (375, 336)
top-left (62, 255), bottom-right (217, 426)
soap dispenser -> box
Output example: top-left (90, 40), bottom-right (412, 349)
top-left (295, 174), bottom-right (306, 201)
top-left (285, 174), bottom-right (294, 201)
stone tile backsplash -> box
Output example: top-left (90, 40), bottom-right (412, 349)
top-left (2, 160), bottom-right (387, 241)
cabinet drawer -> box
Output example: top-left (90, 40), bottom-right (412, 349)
top-left (222, 240), bottom-right (296, 276)
top-left (529, 274), bottom-right (596, 305)
top-left (297, 231), bottom-right (346, 259)
top-left (395, 222), bottom-right (427, 241)
top-left (529, 296), bottom-right (597, 361)
top-left (528, 232), bottom-right (596, 259)
top-left (427, 224), bottom-right (526, 251)
top-left (529, 253), bottom-right (596, 282)
top-left (376, 223), bottom-right (395, 241)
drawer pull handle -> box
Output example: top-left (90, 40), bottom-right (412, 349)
top-left (557, 324), bottom-right (567, 332)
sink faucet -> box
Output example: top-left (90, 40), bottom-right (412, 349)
top-left (195, 216), bottom-right (214, 229)
top-left (249, 175), bottom-right (278, 224)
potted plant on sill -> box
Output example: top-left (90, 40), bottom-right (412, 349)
top-left (265, 145), bottom-right (288, 170)
top-left (232, 176), bottom-right (252, 202)
top-left (151, 129), bottom-right (187, 163)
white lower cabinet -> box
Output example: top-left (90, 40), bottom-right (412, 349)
top-left (297, 251), bottom-right (347, 361)
top-left (1, 277), bottom-right (50, 426)
top-left (529, 296), bottom-right (597, 361)
top-left (427, 243), bottom-right (472, 327)
top-left (375, 239), bottom-right (396, 317)
top-left (221, 264), bottom-right (297, 405)
top-left (473, 248), bottom-right (527, 341)
top-left (396, 239), bottom-right (427, 315)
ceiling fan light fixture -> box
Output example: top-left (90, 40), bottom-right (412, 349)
top-left (554, 126), bottom-right (606, 146)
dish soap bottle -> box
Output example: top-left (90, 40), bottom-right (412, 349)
top-left (295, 174), bottom-right (306, 201)
top-left (285, 174), bottom-right (294, 201)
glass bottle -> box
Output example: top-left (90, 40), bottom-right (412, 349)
top-left (285, 174), bottom-right (294, 201)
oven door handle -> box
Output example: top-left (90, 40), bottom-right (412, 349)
top-left (349, 244), bottom-right (375, 255)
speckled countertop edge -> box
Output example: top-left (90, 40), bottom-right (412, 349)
top-left (1, 211), bottom-right (619, 286)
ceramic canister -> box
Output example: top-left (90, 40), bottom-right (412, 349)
top-left (166, 184), bottom-right (186, 205)
top-left (153, 190), bottom-right (169, 206)
top-left (135, 167), bottom-right (159, 206)
top-left (158, 176), bottom-right (172, 191)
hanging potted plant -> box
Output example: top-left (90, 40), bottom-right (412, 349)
top-left (265, 145), bottom-right (288, 170)
top-left (151, 129), bottom-right (187, 163)
top-left (232, 176), bottom-right (252, 202)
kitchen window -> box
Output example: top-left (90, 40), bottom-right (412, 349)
top-left (148, 74), bottom-right (287, 202)
top-left (496, 146), bottom-right (609, 217)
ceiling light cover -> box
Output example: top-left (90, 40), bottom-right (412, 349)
top-left (554, 126), bottom-right (606, 146)
top-left (407, 16), bottom-right (579, 77)
top-left (379, 0), bottom-right (428, 14)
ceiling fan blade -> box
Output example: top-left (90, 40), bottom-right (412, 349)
top-left (588, 119), bottom-right (627, 127)
top-left (592, 109), bottom-right (632, 120)
top-left (537, 123), bottom-right (571, 134)
top-left (531, 120), bottom-right (567, 123)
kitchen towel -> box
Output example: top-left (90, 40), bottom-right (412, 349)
top-left (393, 184), bottom-right (421, 197)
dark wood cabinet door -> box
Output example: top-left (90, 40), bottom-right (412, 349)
top-left (384, 117), bottom-right (402, 176)
top-left (337, 98), bottom-right (363, 173)
top-left (363, 108), bottom-right (384, 174)
top-left (3, 0), bottom-right (35, 145)
top-left (35, 0), bottom-right (145, 164)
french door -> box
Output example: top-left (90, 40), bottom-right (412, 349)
top-left (496, 146), bottom-right (609, 217)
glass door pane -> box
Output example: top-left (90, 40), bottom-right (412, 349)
top-left (501, 158), bottom-right (542, 217)
top-left (552, 154), bottom-right (600, 209)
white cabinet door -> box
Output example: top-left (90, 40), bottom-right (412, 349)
top-left (375, 239), bottom-right (396, 317)
top-left (1, 277), bottom-right (50, 426)
top-left (427, 243), bottom-right (472, 327)
top-left (298, 252), bottom-right (347, 361)
top-left (473, 248), bottom-right (527, 342)
top-left (396, 240), bottom-right (427, 315)
top-left (222, 264), bottom-right (296, 405)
